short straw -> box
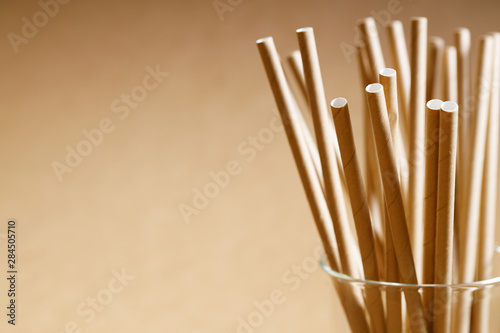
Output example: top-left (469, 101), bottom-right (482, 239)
top-left (442, 46), bottom-right (458, 102)
top-left (331, 98), bottom-right (386, 333)
top-left (433, 101), bottom-right (458, 333)
top-left (256, 36), bottom-right (370, 333)
top-left (357, 45), bottom-right (386, 279)
top-left (365, 83), bottom-right (427, 333)
top-left (471, 32), bottom-right (500, 333)
top-left (296, 27), bottom-right (361, 278)
top-left (408, 17), bottom-right (428, 281)
top-left (358, 17), bottom-right (386, 82)
top-left (426, 37), bottom-right (445, 101)
top-left (454, 35), bottom-right (494, 333)
top-left (422, 99), bottom-right (442, 326)
top-left (387, 20), bottom-right (411, 148)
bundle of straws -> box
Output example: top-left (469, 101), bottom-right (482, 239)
top-left (256, 17), bottom-right (500, 333)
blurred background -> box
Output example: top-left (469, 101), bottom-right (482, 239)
top-left (0, 0), bottom-right (500, 331)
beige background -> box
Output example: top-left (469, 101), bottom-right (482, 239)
top-left (1, 0), bottom-right (500, 332)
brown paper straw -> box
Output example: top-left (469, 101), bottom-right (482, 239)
top-left (454, 35), bottom-right (494, 333)
top-left (331, 98), bottom-right (386, 333)
top-left (256, 36), bottom-right (370, 333)
top-left (433, 101), bottom-right (458, 333)
top-left (387, 20), bottom-right (411, 149)
top-left (297, 27), bottom-right (361, 278)
top-left (357, 45), bottom-right (386, 279)
top-left (379, 68), bottom-right (409, 204)
top-left (421, 99), bottom-right (442, 325)
top-left (358, 17), bottom-right (385, 82)
top-left (443, 46), bottom-right (458, 102)
top-left (471, 32), bottom-right (500, 333)
top-left (455, 28), bottom-right (472, 170)
top-left (378, 69), bottom-right (406, 333)
top-left (454, 29), bottom-right (471, 262)
top-left (408, 17), bottom-right (428, 282)
top-left (286, 50), bottom-right (308, 101)
top-left (385, 218), bottom-right (402, 333)
top-left (365, 83), bottom-right (427, 333)
top-left (296, 106), bottom-right (325, 188)
top-left (426, 37), bottom-right (445, 101)
top-left (285, 50), bottom-right (347, 193)
top-left (283, 52), bottom-right (325, 190)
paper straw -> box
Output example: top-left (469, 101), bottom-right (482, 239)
top-left (380, 68), bottom-right (409, 204)
top-left (454, 34), bottom-right (494, 333)
top-left (387, 20), bottom-right (411, 149)
top-left (443, 46), bottom-right (458, 102)
top-left (454, 29), bottom-right (471, 261)
top-left (426, 37), bottom-right (445, 101)
top-left (408, 17), bottom-right (428, 281)
top-left (422, 99), bottom-right (442, 326)
top-left (331, 98), bottom-right (386, 333)
top-left (357, 45), bottom-right (385, 279)
top-left (434, 101), bottom-right (458, 333)
top-left (358, 17), bottom-right (385, 82)
top-left (471, 32), bottom-right (500, 333)
top-left (365, 83), bottom-right (427, 333)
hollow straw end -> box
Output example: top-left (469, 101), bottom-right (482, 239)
top-left (427, 99), bottom-right (444, 110)
top-left (380, 68), bottom-right (396, 77)
top-left (365, 83), bottom-right (383, 93)
top-left (331, 97), bottom-right (348, 109)
top-left (441, 101), bottom-right (459, 113)
top-left (256, 36), bottom-right (273, 45)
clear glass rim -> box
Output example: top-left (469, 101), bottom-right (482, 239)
top-left (320, 248), bottom-right (500, 289)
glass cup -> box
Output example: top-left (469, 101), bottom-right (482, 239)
top-left (320, 247), bottom-right (500, 333)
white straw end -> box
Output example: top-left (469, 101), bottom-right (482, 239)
top-left (427, 99), bottom-right (443, 110)
top-left (296, 27), bottom-right (313, 33)
top-left (441, 101), bottom-right (459, 112)
top-left (366, 83), bottom-right (383, 93)
top-left (331, 98), bottom-right (348, 108)
top-left (256, 37), bottom-right (272, 44)
top-left (380, 68), bottom-right (396, 77)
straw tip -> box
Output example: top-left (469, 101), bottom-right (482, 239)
top-left (441, 101), bottom-right (459, 112)
top-left (357, 17), bottom-right (374, 26)
top-left (427, 99), bottom-right (443, 110)
top-left (430, 36), bottom-right (445, 45)
top-left (455, 27), bottom-right (470, 34)
top-left (331, 98), bottom-right (348, 108)
top-left (296, 27), bottom-right (313, 33)
top-left (488, 31), bottom-right (500, 39)
top-left (256, 37), bottom-right (272, 44)
top-left (365, 83), bottom-right (383, 93)
top-left (380, 68), bottom-right (396, 77)
top-left (410, 16), bottom-right (428, 22)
